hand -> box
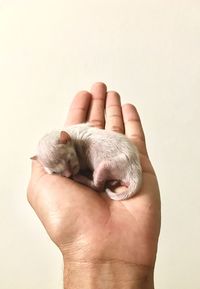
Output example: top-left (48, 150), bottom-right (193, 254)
top-left (27, 83), bottom-right (161, 289)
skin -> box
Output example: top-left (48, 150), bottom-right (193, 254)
top-left (27, 82), bottom-right (161, 288)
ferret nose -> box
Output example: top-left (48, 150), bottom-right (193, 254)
top-left (62, 170), bottom-right (72, 177)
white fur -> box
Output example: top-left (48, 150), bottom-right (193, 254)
top-left (37, 123), bottom-right (142, 200)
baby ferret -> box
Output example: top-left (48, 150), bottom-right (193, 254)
top-left (36, 123), bottom-right (142, 201)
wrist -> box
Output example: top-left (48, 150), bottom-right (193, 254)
top-left (63, 257), bottom-right (154, 289)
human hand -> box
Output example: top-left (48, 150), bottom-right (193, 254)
top-left (27, 82), bottom-right (161, 289)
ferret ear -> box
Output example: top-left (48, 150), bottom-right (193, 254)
top-left (59, 131), bottom-right (71, 144)
top-left (30, 155), bottom-right (38, 160)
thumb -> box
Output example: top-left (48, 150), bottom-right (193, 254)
top-left (30, 157), bottom-right (46, 180)
top-left (27, 158), bottom-right (46, 205)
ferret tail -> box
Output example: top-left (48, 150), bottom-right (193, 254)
top-left (105, 162), bottom-right (142, 201)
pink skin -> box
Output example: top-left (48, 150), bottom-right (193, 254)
top-left (28, 82), bottom-right (161, 287)
top-left (62, 170), bottom-right (72, 178)
top-left (72, 161), bottom-right (129, 192)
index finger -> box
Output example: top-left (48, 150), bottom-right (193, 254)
top-left (65, 91), bottom-right (91, 127)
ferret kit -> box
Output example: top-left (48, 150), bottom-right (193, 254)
top-left (36, 123), bottom-right (142, 201)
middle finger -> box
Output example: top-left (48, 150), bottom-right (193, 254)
top-left (87, 82), bottom-right (107, 128)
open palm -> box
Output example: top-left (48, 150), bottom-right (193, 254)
top-left (28, 83), bottom-right (160, 271)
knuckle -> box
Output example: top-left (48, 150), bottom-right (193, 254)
top-left (90, 119), bottom-right (104, 128)
top-left (110, 125), bottom-right (123, 133)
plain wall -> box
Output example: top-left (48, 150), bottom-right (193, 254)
top-left (0, 0), bottom-right (200, 288)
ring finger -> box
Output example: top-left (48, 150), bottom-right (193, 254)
top-left (105, 91), bottom-right (124, 134)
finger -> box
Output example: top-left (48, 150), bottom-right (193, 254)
top-left (87, 82), bottom-right (107, 128)
top-left (65, 91), bottom-right (91, 126)
top-left (122, 104), bottom-right (148, 156)
top-left (105, 91), bottom-right (124, 133)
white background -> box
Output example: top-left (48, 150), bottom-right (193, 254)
top-left (0, 0), bottom-right (200, 288)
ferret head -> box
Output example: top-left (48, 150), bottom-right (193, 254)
top-left (37, 131), bottom-right (80, 177)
